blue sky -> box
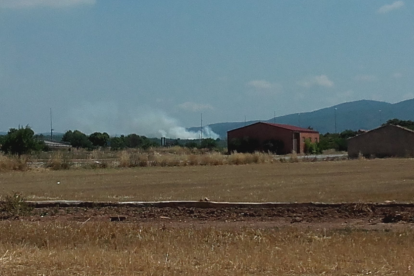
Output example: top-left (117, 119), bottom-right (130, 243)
top-left (0, 0), bottom-right (413, 137)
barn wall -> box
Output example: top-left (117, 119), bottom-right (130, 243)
top-left (228, 123), bottom-right (293, 154)
top-left (228, 123), bottom-right (319, 154)
top-left (348, 125), bottom-right (414, 158)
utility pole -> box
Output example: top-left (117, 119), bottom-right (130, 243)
top-left (334, 108), bottom-right (337, 133)
top-left (200, 113), bottom-right (203, 141)
top-left (50, 108), bottom-right (54, 141)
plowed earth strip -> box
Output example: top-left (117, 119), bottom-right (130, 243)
top-left (2, 201), bottom-right (414, 230)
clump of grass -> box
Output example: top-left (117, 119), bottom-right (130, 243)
top-left (358, 151), bottom-right (366, 160)
top-left (155, 154), bottom-right (182, 167)
top-left (27, 148), bottom-right (280, 170)
top-left (0, 192), bottom-right (32, 218)
top-left (81, 160), bottom-right (109, 169)
top-left (228, 152), bottom-right (247, 165)
top-left (187, 154), bottom-right (199, 166)
top-left (45, 151), bottom-right (72, 170)
top-left (252, 152), bottom-right (275, 164)
top-left (137, 153), bottom-right (149, 167)
top-left (198, 152), bottom-right (224, 166)
top-left (245, 153), bottom-right (261, 164)
top-left (119, 150), bottom-right (131, 167)
top-left (0, 153), bottom-right (28, 171)
top-left (156, 146), bottom-right (195, 155)
top-left (89, 149), bottom-right (104, 160)
top-left (226, 152), bottom-right (275, 165)
top-left (289, 151), bottom-right (299, 163)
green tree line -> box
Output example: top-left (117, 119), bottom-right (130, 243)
top-left (61, 130), bottom-right (159, 150)
top-left (1, 118), bottom-right (412, 156)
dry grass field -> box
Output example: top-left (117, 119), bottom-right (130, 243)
top-left (1, 158), bottom-right (414, 202)
top-left (2, 158), bottom-right (414, 275)
top-left (1, 221), bottom-right (414, 275)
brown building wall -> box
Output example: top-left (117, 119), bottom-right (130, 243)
top-left (228, 123), bottom-right (319, 154)
top-left (348, 125), bottom-right (414, 158)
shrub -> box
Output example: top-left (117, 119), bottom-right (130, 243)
top-left (252, 152), bottom-right (273, 164)
top-left (0, 153), bottom-right (28, 171)
top-left (228, 152), bottom-right (247, 165)
top-left (1, 126), bottom-right (44, 156)
top-left (199, 153), bottom-right (223, 166)
top-left (200, 138), bottom-right (218, 150)
top-left (289, 151), bottom-right (299, 163)
top-left (46, 151), bottom-right (72, 170)
top-left (62, 130), bottom-right (93, 149)
top-left (187, 154), bottom-right (199, 166)
top-left (304, 139), bottom-right (318, 154)
top-left (0, 192), bottom-right (32, 218)
top-left (88, 132), bottom-right (110, 148)
top-left (156, 154), bottom-right (181, 167)
top-left (119, 150), bottom-right (131, 167)
top-left (137, 154), bottom-right (149, 167)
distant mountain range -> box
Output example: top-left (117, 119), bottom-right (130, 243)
top-left (2, 99), bottom-right (414, 140)
top-left (188, 99), bottom-right (414, 139)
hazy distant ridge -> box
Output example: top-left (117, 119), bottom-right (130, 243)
top-left (2, 99), bottom-right (414, 139)
top-left (188, 99), bottom-right (414, 138)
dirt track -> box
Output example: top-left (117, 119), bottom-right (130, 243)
top-left (3, 201), bottom-right (414, 230)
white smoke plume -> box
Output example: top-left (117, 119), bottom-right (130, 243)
top-left (64, 102), bottom-right (220, 139)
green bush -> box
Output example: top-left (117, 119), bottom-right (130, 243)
top-left (318, 130), bottom-right (358, 152)
top-left (304, 138), bottom-right (320, 154)
top-left (89, 132), bottom-right (110, 148)
top-left (200, 138), bottom-right (217, 150)
top-left (1, 126), bottom-right (44, 156)
top-left (62, 130), bottom-right (93, 149)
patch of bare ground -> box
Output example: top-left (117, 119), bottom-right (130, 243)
top-left (2, 202), bottom-right (414, 229)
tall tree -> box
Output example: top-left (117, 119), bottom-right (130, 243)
top-left (62, 130), bottom-right (93, 149)
top-left (1, 126), bottom-right (44, 156)
top-left (88, 132), bottom-right (110, 148)
top-left (200, 138), bottom-right (218, 150)
top-left (110, 136), bottom-right (126, 150)
top-left (383, 119), bottom-right (414, 130)
top-left (124, 134), bottom-right (143, 148)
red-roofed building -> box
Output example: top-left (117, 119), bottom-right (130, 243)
top-left (227, 122), bottom-right (319, 154)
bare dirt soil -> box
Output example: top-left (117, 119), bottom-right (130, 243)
top-left (4, 203), bottom-right (414, 231)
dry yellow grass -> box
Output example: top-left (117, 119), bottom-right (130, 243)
top-left (0, 153), bottom-right (28, 172)
top-left (0, 221), bottom-right (413, 275)
top-left (2, 158), bottom-right (414, 275)
top-left (13, 149), bottom-right (278, 170)
top-left (1, 158), bottom-right (414, 202)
